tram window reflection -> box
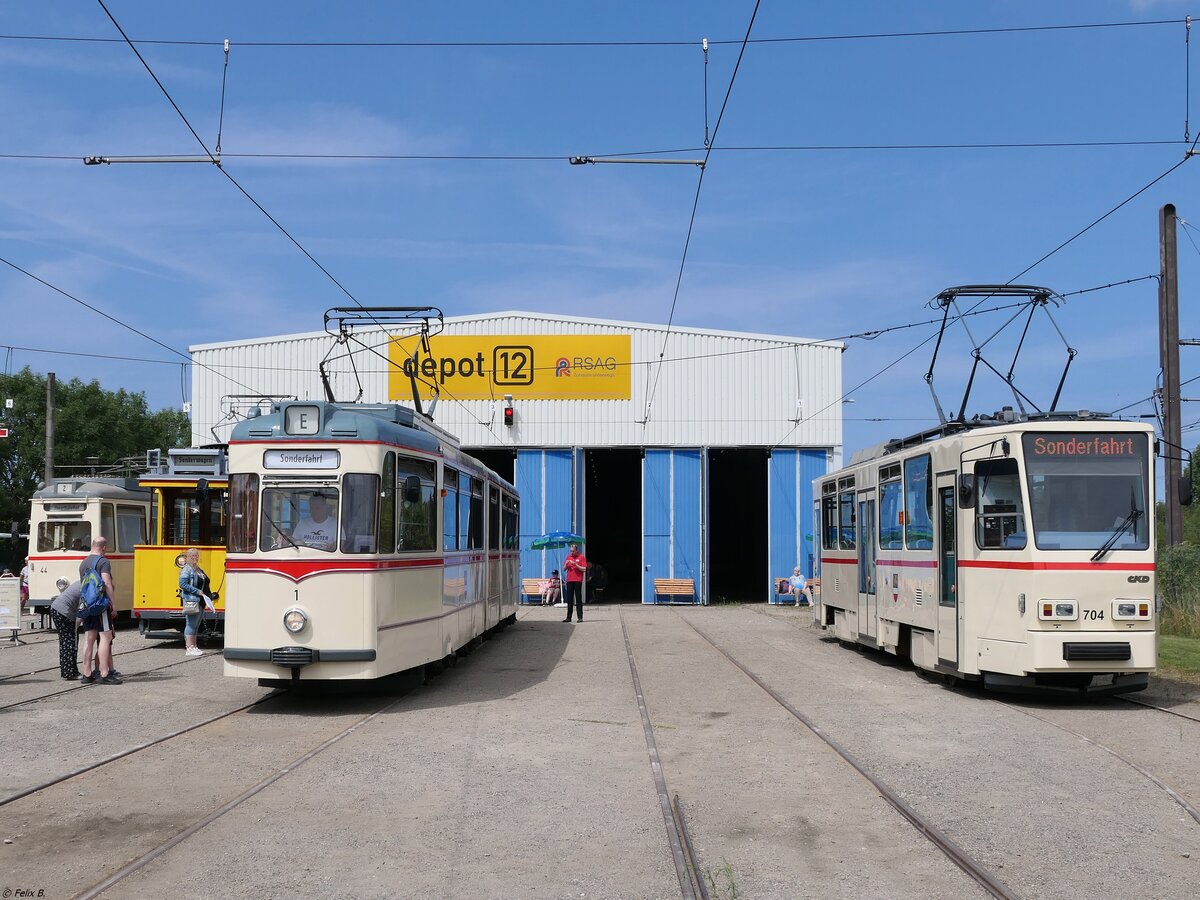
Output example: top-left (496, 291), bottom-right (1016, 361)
top-left (397, 457), bottom-right (437, 552)
top-left (974, 458), bottom-right (1026, 550)
top-left (228, 474), bottom-right (258, 553)
top-left (341, 474), bottom-right (380, 554)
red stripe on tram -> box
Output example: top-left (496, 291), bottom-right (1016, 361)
top-left (225, 557), bottom-right (443, 583)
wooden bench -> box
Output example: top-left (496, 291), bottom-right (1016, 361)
top-left (774, 576), bottom-right (820, 605)
top-left (521, 578), bottom-right (545, 604)
top-left (653, 578), bottom-right (696, 604)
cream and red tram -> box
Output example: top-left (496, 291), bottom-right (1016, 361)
top-left (814, 413), bottom-right (1157, 694)
top-left (27, 477), bottom-right (150, 615)
top-left (223, 401), bottom-right (519, 683)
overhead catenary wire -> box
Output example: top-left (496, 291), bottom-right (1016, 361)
top-left (2, 140), bottom-right (1186, 165)
top-left (642, 0), bottom-right (760, 434)
top-left (0, 253), bottom-right (266, 397)
top-left (0, 17), bottom-right (1183, 48)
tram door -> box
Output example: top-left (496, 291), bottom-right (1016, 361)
top-left (857, 495), bottom-right (877, 640)
top-left (936, 476), bottom-right (958, 667)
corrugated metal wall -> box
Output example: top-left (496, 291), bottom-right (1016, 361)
top-left (190, 312), bottom-right (842, 452)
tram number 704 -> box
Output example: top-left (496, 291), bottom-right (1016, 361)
top-left (1082, 609), bottom-right (1105, 621)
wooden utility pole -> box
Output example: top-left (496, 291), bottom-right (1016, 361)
top-left (45, 372), bottom-right (55, 484)
top-left (1159, 204), bottom-right (1183, 546)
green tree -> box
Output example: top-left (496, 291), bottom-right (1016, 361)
top-left (0, 367), bottom-right (190, 570)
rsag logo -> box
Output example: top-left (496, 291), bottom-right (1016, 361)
top-left (555, 357), bottom-right (572, 377)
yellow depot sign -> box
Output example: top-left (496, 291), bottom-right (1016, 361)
top-left (388, 334), bottom-right (632, 400)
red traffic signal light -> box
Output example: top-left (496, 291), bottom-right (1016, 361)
top-left (503, 405), bottom-right (514, 426)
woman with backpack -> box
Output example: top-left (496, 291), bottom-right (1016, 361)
top-left (179, 548), bottom-right (215, 657)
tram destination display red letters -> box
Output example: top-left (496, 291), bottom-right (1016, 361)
top-left (1029, 436), bottom-right (1137, 458)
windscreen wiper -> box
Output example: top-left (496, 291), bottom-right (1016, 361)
top-left (1090, 499), bottom-right (1142, 562)
top-left (263, 511), bottom-right (298, 549)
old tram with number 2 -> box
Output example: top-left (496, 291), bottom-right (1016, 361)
top-left (222, 400), bottom-right (520, 683)
top-left (814, 413), bottom-right (1160, 694)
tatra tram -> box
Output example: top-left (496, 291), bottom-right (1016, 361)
top-left (813, 285), bottom-right (1178, 695)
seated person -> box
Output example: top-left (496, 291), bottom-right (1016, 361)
top-left (788, 566), bottom-right (814, 606)
top-left (541, 570), bottom-right (562, 606)
top-left (292, 493), bottom-right (338, 550)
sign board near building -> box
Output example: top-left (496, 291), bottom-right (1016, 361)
top-left (387, 334), bottom-right (632, 400)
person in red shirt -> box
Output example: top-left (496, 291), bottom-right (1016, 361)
top-left (562, 543), bottom-right (587, 623)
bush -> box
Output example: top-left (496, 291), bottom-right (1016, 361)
top-left (1156, 544), bottom-right (1200, 638)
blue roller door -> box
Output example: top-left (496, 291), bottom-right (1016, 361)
top-left (768, 449), bottom-right (827, 602)
top-left (642, 449), bottom-right (702, 603)
top-left (516, 449), bottom-right (575, 579)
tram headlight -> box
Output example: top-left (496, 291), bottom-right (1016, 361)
top-left (283, 607), bottom-right (308, 634)
top-left (55, 577), bottom-right (70, 592)
top-left (1039, 600), bottom-right (1077, 620)
top-left (1113, 599), bottom-right (1151, 620)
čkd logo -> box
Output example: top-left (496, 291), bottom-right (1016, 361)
top-left (1127, 574), bottom-right (1150, 583)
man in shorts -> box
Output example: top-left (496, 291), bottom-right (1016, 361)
top-left (79, 536), bottom-right (121, 685)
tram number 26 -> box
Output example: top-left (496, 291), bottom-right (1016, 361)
top-left (1082, 609), bottom-right (1105, 620)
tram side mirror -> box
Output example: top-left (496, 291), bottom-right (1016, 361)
top-left (1180, 476), bottom-right (1194, 507)
top-left (403, 475), bottom-right (422, 504)
top-left (958, 474), bottom-right (976, 509)
top-left (195, 478), bottom-right (210, 507)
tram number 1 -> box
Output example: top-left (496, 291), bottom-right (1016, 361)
top-left (1082, 609), bottom-right (1105, 621)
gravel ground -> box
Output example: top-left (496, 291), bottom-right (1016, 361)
top-left (2, 607), bottom-right (1197, 899)
top-left (739, 606), bottom-right (1200, 900)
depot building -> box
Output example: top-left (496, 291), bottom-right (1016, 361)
top-left (190, 312), bottom-right (843, 604)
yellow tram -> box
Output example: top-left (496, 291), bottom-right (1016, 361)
top-left (133, 448), bottom-right (228, 639)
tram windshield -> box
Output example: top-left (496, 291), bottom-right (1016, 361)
top-left (259, 487), bottom-right (340, 552)
top-left (36, 519), bottom-right (92, 552)
top-left (1022, 432), bottom-right (1149, 551)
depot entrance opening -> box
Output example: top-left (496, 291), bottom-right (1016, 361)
top-left (708, 448), bottom-right (768, 603)
top-left (584, 449), bottom-right (641, 603)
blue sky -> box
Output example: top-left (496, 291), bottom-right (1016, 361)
top-left (3, 1), bottom-right (1200, 457)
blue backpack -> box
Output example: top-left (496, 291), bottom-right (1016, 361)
top-left (79, 560), bottom-right (107, 615)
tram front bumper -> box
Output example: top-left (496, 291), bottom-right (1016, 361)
top-left (224, 647), bottom-right (377, 667)
top-left (1025, 629), bottom-right (1156, 672)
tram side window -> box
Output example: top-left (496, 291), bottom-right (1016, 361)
top-left (974, 458), bottom-right (1026, 550)
top-left (341, 474), bottom-right (380, 554)
top-left (468, 478), bottom-right (484, 550)
top-left (459, 473), bottom-right (474, 549)
top-left (443, 467), bottom-right (460, 551)
top-left (502, 495), bottom-right (519, 550)
top-left (36, 520), bottom-right (92, 552)
top-left (879, 479), bottom-right (903, 550)
top-left (101, 503), bottom-right (115, 548)
top-left (488, 491), bottom-right (500, 551)
top-left (904, 455), bottom-right (933, 550)
top-left (838, 492), bottom-right (856, 549)
top-left (115, 505), bottom-right (146, 552)
top-left (379, 453), bottom-right (396, 555)
top-left (821, 493), bottom-right (838, 550)
top-left (397, 457), bottom-right (437, 552)
top-left (228, 473), bottom-right (259, 553)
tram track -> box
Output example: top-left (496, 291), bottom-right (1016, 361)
top-left (0, 641), bottom-right (163, 683)
top-left (674, 609), bottom-right (1018, 900)
top-left (1000, 699), bottom-right (1200, 826)
top-left (71, 692), bottom-right (405, 898)
top-left (0, 648), bottom-right (217, 712)
top-left (618, 606), bottom-right (707, 900)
